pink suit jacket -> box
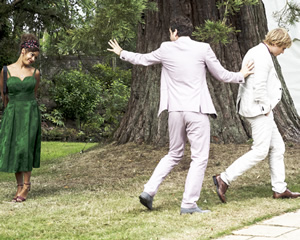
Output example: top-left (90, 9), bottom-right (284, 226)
top-left (120, 36), bottom-right (244, 116)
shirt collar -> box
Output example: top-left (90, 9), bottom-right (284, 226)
top-left (175, 36), bottom-right (191, 42)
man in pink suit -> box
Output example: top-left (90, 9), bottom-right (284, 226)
top-left (108, 16), bottom-right (253, 214)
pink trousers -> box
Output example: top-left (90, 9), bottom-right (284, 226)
top-left (144, 111), bottom-right (210, 208)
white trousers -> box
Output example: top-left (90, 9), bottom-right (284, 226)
top-left (221, 111), bottom-right (287, 193)
top-left (143, 111), bottom-right (210, 208)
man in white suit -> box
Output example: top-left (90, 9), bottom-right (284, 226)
top-left (213, 28), bottom-right (300, 203)
top-left (108, 16), bottom-right (253, 214)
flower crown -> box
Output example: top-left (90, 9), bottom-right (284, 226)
top-left (21, 40), bottom-right (39, 50)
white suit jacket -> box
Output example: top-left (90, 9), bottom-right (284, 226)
top-left (120, 37), bottom-right (244, 116)
top-left (237, 43), bottom-right (282, 117)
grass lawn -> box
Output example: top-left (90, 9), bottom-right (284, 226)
top-left (0, 141), bottom-right (300, 240)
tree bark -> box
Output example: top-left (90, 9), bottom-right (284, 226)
top-left (114, 0), bottom-right (300, 145)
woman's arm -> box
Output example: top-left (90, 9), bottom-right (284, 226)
top-left (0, 69), bottom-right (4, 102)
top-left (34, 69), bottom-right (40, 97)
top-left (0, 68), bottom-right (9, 108)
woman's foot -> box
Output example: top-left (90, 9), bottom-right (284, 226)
top-left (12, 184), bottom-right (23, 202)
top-left (16, 182), bottom-right (31, 202)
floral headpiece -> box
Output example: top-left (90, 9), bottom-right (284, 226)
top-left (21, 40), bottom-right (39, 50)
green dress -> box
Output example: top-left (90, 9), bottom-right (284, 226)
top-left (0, 68), bottom-right (41, 173)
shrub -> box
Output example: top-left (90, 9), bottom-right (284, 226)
top-left (92, 62), bottom-right (131, 88)
top-left (52, 67), bottom-right (103, 129)
top-left (48, 63), bottom-right (131, 139)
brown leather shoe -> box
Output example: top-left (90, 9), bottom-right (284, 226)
top-left (213, 175), bottom-right (228, 203)
top-left (273, 189), bottom-right (300, 199)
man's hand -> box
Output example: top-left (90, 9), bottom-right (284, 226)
top-left (240, 60), bottom-right (254, 78)
top-left (107, 39), bottom-right (123, 56)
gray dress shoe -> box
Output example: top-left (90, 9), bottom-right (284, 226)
top-left (139, 192), bottom-right (153, 210)
top-left (180, 207), bottom-right (211, 215)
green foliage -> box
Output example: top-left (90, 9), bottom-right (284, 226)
top-left (193, 0), bottom-right (258, 45)
top-left (273, 0), bottom-right (300, 27)
top-left (100, 78), bottom-right (130, 131)
top-left (0, 0), bottom-right (91, 66)
top-left (92, 63), bottom-right (131, 88)
top-left (41, 0), bottom-right (95, 56)
top-left (40, 104), bottom-right (65, 127)
top-left (83, 64), bottom-right (131, 137)
top-left (0, 0), bottom-right (157, 62)
top-left (193, 20), bottom-right (239, 45)
top-left (0, 17), bottom-right (15, 67)
top-left (50, 64), bottom-right (131, 137)
top-left (44, 110), bottom-right (65, 127)
top-left (56, 0), bottom-right (157, 56)
top-left (42, 127), bottom-right (88, 141)
top-left (52, 67), bottom-right (102, 128)
top-left (216, 0), bottom-right (259, 18)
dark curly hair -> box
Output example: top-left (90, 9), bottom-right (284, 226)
top-left (19, 33), bottom-right (39, 52)
top-left (170, 16), bottom-right (193, 37)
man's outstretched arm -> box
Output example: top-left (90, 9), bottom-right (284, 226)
top-left (108, 39), bottom-right (162, 66)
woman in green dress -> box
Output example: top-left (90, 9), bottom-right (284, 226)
top-left (0, 33), bottom-right (41, 202)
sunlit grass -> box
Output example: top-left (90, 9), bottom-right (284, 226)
top-left (0, 141), bottom-right (98, 182)
top-left (40, 141), bottom-right (98, 162)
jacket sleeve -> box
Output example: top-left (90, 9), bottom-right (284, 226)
top-left (204, 45), bottom-right (244, 84)
top-left (120, 46), bottom-right (162, 66)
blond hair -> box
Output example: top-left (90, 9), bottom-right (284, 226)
top-left (264, 28), bottom-right (292, 48)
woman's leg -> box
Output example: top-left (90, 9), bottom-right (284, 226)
top-left (13, 172), bottom-right (24, 201)
top-left (16, 171), bottom-right (31, 202)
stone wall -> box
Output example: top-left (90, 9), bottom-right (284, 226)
top-left (40, 55), bottom-right (103, 78)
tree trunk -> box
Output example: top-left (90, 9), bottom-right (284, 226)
top-left (114, 0), bottom-right (300, 145)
